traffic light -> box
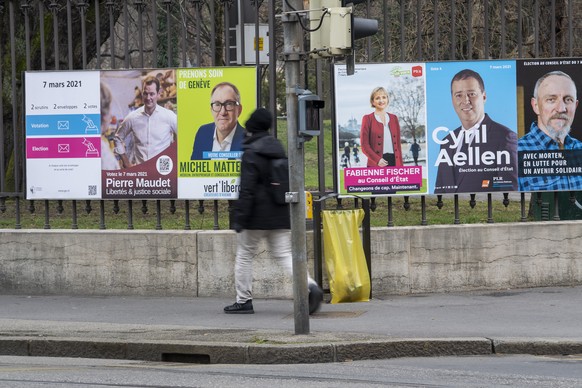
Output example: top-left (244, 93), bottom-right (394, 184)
top-left (309, 0), bottom-right (350, 58)
top-left (309, 0), bottom-right (378, 62)
top-left (344, 1), bottom-right (378, 43)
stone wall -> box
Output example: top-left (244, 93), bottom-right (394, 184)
top-left (1, 222), bottom-right (581, 297)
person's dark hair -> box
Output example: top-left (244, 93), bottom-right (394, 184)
top-left (450, 69), bottom-right (485, 93)
top-left (211, 82), bottom-right (241, 103)
top-left (245, 108), bottom-right (272, 133)
top-left (533, 70), bottom-right (575, 99)
top-left (142, 75), bottom-right (161, 92)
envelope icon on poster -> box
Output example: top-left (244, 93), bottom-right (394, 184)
top-left (57, 121), bottom-right (69, 130)
top-left (58, 144), bottom-right (70, 153)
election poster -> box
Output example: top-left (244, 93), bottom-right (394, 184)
top-left (176, 67), bottom-right (256, 200)
top-left (426, 60), bottom-right (519, 194)
top-left (516, 58), bottom-right (582, 192)
top-left (25, 61), bottom-right (582, 200)
top-left (100, 69), bottom-right (178, 199)
top-left (25, 71), bottom-right (102, 199)
top-left (333, 63), bottom-right (428, 197)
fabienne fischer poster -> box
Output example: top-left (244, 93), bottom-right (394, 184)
top-left (333, 63), bottom-right (428, 197)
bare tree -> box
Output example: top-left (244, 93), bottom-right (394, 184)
top-left (389, 76), bottom-right (425, 142)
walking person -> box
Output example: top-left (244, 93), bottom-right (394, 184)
top-left (352, 144), bottom-right (360, 164)
top-left (225, 108), bottom-right (323, 315)
top-left (409, 139), bottom-right (420, 166)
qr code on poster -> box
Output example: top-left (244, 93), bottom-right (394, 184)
top-left (88, 185), bottom-right (97, 196)
top-left (157, 156), bottom-right (173, 175)
top-left (159, 157), bottom-right (170, 172)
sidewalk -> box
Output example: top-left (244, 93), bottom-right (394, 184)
top-left (1, 286), bottom-right (581, 364)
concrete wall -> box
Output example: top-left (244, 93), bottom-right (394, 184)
top-left (369, 223), bottom-right (582, 295)
top-left (1, 221), bottom-right (581, 297)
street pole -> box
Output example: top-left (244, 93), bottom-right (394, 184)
top-left (282, 0), bottom-right (310, 334)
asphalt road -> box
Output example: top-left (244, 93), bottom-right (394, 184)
top-left (1, 354), bottom-right (582, 387)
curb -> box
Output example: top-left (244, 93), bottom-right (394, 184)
top-left (2, 337), bottom-right (581, 364)
top-left (492, 338), bottom-right (582, 356)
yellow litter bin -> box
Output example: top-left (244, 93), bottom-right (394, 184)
top-left (322, 209), bottom-right (370, 303)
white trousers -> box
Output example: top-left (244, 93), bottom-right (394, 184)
top-left (234, 229), bottom-right (315, 303)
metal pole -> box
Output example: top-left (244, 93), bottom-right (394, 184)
top-left (268, 0), bottom-right (277, 133)
top-left (313, 198), bottom-right (323, 287)
top-left (362, 198), bottom-right (371, 299)
top-left (282, 0), bottom-right (310, 335)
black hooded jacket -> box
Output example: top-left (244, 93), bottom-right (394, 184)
top-left (232, 131), bottom-right (290, 231)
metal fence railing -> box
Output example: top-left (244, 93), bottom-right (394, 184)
top-left (2, 0), bottom-right (582, 230)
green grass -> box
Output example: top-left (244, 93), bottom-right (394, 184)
top-left (0, 193), bottom-right (529, 231)
top-left (275, 118), bottom-right (334, 192)
top-left (0, 119), bottom-right (531, 230)
top-left (0, 199), bottom-right (230, 230)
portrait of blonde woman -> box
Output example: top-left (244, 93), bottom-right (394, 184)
top-left (359, 86), bottom-right (403, 167)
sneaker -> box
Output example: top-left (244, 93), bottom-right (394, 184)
top-left (224, 300), bottom-right (254, 314)
top-left (308, 284), bottom-right (323, 315)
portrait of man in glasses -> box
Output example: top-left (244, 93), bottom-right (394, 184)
top-left (190, 82), bottom-right (245, 160)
